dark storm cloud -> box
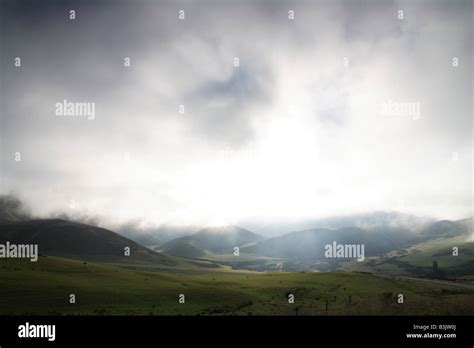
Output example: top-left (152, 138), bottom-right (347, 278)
top-left (186, 62), bottom-right (274, 146)
top-left (1, 0), bottom-right (281, 146)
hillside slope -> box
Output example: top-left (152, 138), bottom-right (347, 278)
top-left (0, 219), bottom-right (177, 267)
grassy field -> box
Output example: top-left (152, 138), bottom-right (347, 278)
top-left (0, 256), bottom-right (473, 315)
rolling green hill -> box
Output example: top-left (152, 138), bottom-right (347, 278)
top-left (0, 219), bottom-right (180, 268)
top-left (339, 234), bottom-right (474, 277)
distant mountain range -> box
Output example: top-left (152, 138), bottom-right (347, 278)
top-left (158, 225), bottom-right (263, 258)
top-left (152, 216), bottom-right (471, 262)
top-left (153, 217), bottom-right (472, 276)
top-left (240, 218), bottom-right (472, 260)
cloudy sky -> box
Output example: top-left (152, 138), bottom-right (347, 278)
top-left (1, 0), bottom-right (472, 227)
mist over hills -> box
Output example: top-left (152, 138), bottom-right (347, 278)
top-left (420, 218), bottom-right (473, 239)
top-left (0, 195), bottom-right (472, 275)
top-left (0, 195), bottom-right (200, 247)
top-left (0, 195), bottom-right (439, 244)
top-left (237, 212), bottom-right (435, 237)
top-left (0, 197), bottom-right (179, 267)
top-left (0, 195), bottom-right (31, 222)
